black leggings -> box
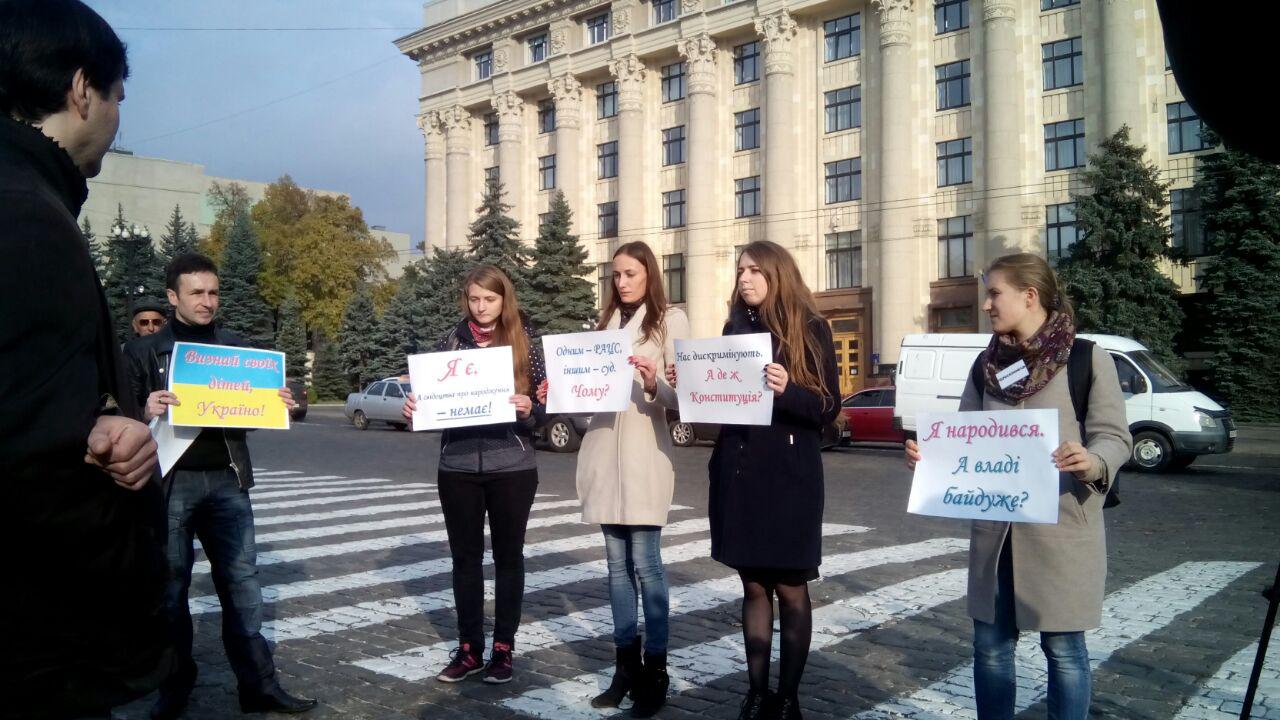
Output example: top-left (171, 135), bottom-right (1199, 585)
top-left (437, 468), bottom-right (538, 648)
top-left (739, 573), bottom-right (813, 697)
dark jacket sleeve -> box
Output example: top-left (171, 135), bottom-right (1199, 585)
top-left (122, 338), bottom-right (154, 415)
top-left (524, 326), bottom-right (547, 429)
top-left (773, 318), bottom-right (841, 429)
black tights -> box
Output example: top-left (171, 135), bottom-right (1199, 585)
top-left (740, 574), bottom-right (813, 697)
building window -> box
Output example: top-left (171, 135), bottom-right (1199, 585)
top-left (528, 34), bottom-right (549, 63)
top-left (538, 99), bottom-right (555, 133)
top-left (825, 86), bottom-right (860, 133)
top-left (538, 212), bottom-right (552, 229)
top-left (1171, 189), bottom-right (1207, 256)
top-left (826, 231), bottom-right (862, 289)
top-left (484, 166), bottom-right (499, 186)
top-left (935, 60), bottom-right (971, 110)
top-left (539, 155), bottom-right (556, 190)
top-left (735, 109), bottom-right (760, 151)
top-left (597, 81), bottom-right (618, 119)
top-left (1042, 37), bottom-right (1083, 90)
top-left (598, 201), bottom-right (618, 238)
top-left (1046, 202), bottom-right (1080, 264)
top-left (663, 254), bottom-right (685, 303)
top-left (597, 141), bottom-right (618, 179)
top-left (933, 306), bottom-right (976, 332)
top-left (824, 14), bottom-right (860, 62)
top-left (736, 176), bottom-right (761, 217)
top-left (1041, 0), bottom-right (1079, 9)
top-left (1045, 118), bottom-right (1086, 171)
top-left (936, 137), bottom-right (973, 187)
top-left (662, 189), bottom-right (686, 228)
top-left (825, 158), bottom-right (861, 204)
top-left (483, 112), bottom-right (498, 146)
top-left (938, 215), bottom-right (974, 279)
top-left (1168, 102), bottom-right (1208, 154)
top-left (662, 126), bottom-right (686, 166)
top-left (654, 0), bottom-right (678, 24)
top-left (598, 262), bottom-right (612, 306)
top-left (661, 62), bottom-right (685, 102)
top-left (935, 0), bottom-right (969, 34)
top-left (474, 50), bottom-right (493, 80)
top-left (734, 42), bottom-right (760, 85)
top-left (587, 13), bottom-right (611, 45)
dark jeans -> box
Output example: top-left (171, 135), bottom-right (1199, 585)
top-left (163, 467), bottom-right (276, 695)
top-left (437, 468), bottom-right (539, 649)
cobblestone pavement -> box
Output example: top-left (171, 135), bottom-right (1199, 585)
top-left (115, 409), bottom-right (1280, 720)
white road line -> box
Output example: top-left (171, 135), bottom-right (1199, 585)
top-left (252, 500), bottom-right (582, 544)
top-left (250, 494), bottom-right (569, 528)
top-left (851, 561), bottom-right (1263, 719)
top-left (253, 470), bottom-right (304, 477)
top-left (1173, 640), bottom-right (1279, 719)
top-left (254, 478), bottom-right (397, 490)
top-left (251, 483), bottom-right (435, 501)
top-left (503, 568), bottom-right (969, 719)
top-left (253, 488), bottom-right (441, 511)
top-left (260, 524), bottom-right (869, 643)
top-left (355, 537), bottom-right (968, 681)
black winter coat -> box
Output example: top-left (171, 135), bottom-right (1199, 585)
top-left (0, 117), bottom-right (174, 718)
top-left (708, 307), bottom-right (841, 571)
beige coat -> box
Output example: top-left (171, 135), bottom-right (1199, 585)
top-left (576, 305), bottom-right (690, 526)
top-left (963, 343), bottom-right (1133, 632)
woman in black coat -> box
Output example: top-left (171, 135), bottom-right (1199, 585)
top-left (671, 240), bottom-right (840, 720)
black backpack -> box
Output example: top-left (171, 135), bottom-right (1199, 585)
top-left (968, 338), bottom-right (1120, 508)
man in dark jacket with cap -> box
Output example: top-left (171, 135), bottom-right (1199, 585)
top-left (0, 1), bottom-right (175, 718)
top-left (132, 300), bottom-right (169, 338)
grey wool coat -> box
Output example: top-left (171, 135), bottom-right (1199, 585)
top-left (961, 342), bottom-right (1133, 632)
top-left (576, 305), bottom-right (691, 526)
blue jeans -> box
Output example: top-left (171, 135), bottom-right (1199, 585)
top-left (973, 539), bottom-right (1091, 720)
top-left (601, 525), bottom-right (669, 654)
top-left (163, 468), bottom-right (276, 694)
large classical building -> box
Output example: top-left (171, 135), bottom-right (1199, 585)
top-left (398, 0), bottom-right (1210, 394)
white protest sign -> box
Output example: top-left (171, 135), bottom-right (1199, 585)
top-left (149, 415), bottom-right (200, 477)
top-left (907, 409), bottom-right (1060, 524)
top-left (406, 346), bottom-right (517, 431)
top-left (674, 333), bottom-right (773, 426)
top-left (541, 329), bottom-right (631, 414)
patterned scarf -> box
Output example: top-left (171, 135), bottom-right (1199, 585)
top-left (468, 320), bottom-right (494, 345)
top-left (980, 311), bottom-right (1076, 404)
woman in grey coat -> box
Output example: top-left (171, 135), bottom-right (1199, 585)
top-left (906, 253), bottom-right (1132, 720)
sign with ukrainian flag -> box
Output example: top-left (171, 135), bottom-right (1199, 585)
top-left (167, 341), bottom-right (290, 430)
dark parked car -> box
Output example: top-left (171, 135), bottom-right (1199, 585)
top-left (534, 413), bottom-right (593, 452)
top-left (840, 386), bottom-right (908, 445)
top-left (665, 409), bottom-right (843, 449)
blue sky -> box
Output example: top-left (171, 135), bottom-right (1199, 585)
top-left (85, 1), bottom-right (427, 251)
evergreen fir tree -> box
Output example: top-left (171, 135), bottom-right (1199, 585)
top-left (275, 293), bottom-right (309, 383)
top-left (523, 191), bottom-right (596, 334)
top-left (368, 265), bottom-right (427, 378)
top-left (420, 247), bottom-right (474, 346)
top-left (103, 204), bottom-right (164, 339)
top-left (218, 210), bottom-right (274, 346)
top-left (159, 204), bottom-right (200, 266)
top-left (467, 178), bottom-right (527, 283)
top-left (1057, 126), bottom-right (1186, 372)
top-left (310, 333), bottom-right (349, 401)
top-left (1195, 147), bottom-right (1280, 420)
top-left (81, 217), bottom-right (107, 279)
top-left (338, 285), bottom-right (381, 389)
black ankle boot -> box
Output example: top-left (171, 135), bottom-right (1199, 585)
top-left (771, 693), bottom-right (802, 720)
top-left (591, 636), bottom-right (642, 708)
top-left (736, 688), bottom-right (771, 720)
top-left (631, 650), bottom-right (669, 718)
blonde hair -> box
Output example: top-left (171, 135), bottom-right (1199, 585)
top-left (986, 253), bottom-right (1074, 320)
top-left (459, 265), bottom-right (532, 395)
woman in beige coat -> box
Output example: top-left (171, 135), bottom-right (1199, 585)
top-left (906, 253), bottom-right (1131, 720)
top-left (538, 241), bottom-right (689, 718)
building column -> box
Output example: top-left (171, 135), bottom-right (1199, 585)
top-left (755, 10), bottom-right (799, 245)
top-left (874, 0), bottom-right (919, 371)
top-left (1101, 0), bottom-right (1141, 141)
top-left (493, 90), bottom-right (527, 236)
top-left (419, 112), bottom-right (447, 253)
top-left (678, 32), bottom-right (721, 337)
top-left (549, 73), bottom-right (584, 237)
top-left (610, 54), bottom-right (647, 241)
top-left (982, 0), bottom-right (1031, 258)
top-left (442, 105), bottom-right (473, 250)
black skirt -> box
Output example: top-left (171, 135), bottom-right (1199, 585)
top-left (735, 565), bottom-right (819, 586)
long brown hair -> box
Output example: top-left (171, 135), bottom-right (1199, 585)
top-left (731, 240), bottom-right (831, 398)
top-left (596, 241), bottom-right (668, 345)
top-left (459, 265), bottom-right (532, 395)
top-left (985, 253), bottom-right (1075, 320)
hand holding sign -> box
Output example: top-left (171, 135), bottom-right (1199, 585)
top-left (168, 342), bottom-right (290, 430)
top-left (673, 334), bottom-right (773, 426)
top-left (406, 346), bottom-right (517, 431)
top-left (541, 330), bottom-right (632, 414)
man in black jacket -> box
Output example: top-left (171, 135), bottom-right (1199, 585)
top-left (0, 1), bottom-right (175, 717)
top-left (124, 253), bottom-right (316, 719)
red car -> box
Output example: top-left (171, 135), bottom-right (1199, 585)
top-left (840, 386), bottom-right (908, 445)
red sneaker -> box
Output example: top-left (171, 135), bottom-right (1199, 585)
top-left (436, 643), bottom-right (484, 683)
top-left (484, 641), bottom-right (514, 684)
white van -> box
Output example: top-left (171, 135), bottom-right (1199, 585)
top-left (893, 333), bottom-right (1237, 473)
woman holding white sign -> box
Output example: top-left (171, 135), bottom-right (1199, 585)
top-left (669, 241), bottom-right (840, 720)
top-left (904, 253), bottom-right (1131, 720)
top-left (538, 241), bottom-right (689, 717)
top-left (401, 265), bottom-right (545, 685)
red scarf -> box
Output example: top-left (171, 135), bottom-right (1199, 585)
top-left (468, 320), bottom-right (494, 345)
